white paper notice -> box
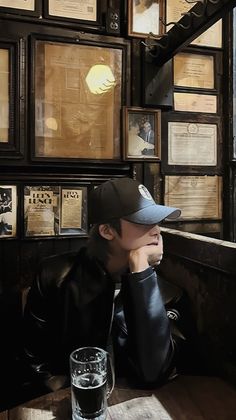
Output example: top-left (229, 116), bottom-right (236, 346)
top-left (108, 395), bottom-right (172, 419)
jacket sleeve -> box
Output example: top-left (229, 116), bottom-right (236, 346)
top-left (22, 263), bottom-right (68, 392)
top-left (113, 267), bottom-right (175, 386)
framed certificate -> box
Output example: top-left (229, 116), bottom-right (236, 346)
top-left (123, 107), bottom-right (161, 161)
top-left (174, 92), bottom-right (217, 114)
top-left (0, 0), bottom-right (41, 16)
top-left (0, 39), bottom-right (23, 159)
top-left (128, 0), bottom-right (165, 38)
top-left (164, 175), bottom-right (222, 220)
top-left (0, 185), bottom-right (17, 239)
top-left (30, 35), bottom-right (126, 161)
top-left (44, 0), bottom-right (99, 25)
top-left (174, 52), bottom-right (215, 90)
top-left (161, 113), bottom-right (222, 173)
top-left (24, 184), bottom-right (88, 237)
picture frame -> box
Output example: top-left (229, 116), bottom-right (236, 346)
top-left (44, 0), bottom-right (99, 25)
top-left (164, 175), bottom-right (222, 221)
top-left (0, 185), bottom-right (17, 239)
top-left (174, 92), bottom-right (218, 114)
top-left (24, 185), bottom-right (88, 238)
top-left (0, 39), bottom-right (23, 159)
top-left (30, 35), bottom-right (126, 161)
top-left (161, 112), bottom-right (222, 174)
top-left (128, 0), bottom-right (165, 38)
top-left (0, 0), bottom-right (41, 17)
top-left (174, 52), bottom-right (215, 90)
top-left (123, 107), bottom-right (161, 161)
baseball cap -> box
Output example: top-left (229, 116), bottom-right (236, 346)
top-left (89, 177), bottom-right (181, 225)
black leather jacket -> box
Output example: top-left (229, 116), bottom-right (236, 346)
top-left (23, 247), bottom-right (187, 389)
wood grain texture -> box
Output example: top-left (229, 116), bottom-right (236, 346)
top-left (6, 375), bottom-right (236, 420)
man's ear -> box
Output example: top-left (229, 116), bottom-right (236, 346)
top-left (99, 224), bottom-right (115, 241)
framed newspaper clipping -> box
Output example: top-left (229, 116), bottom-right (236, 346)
top-left (30, 35), bottom-right (125, 161)
top-left (0, 185), bottom-right (17, 239)
top-left (0, 0), bottom-right (41, 16)
top-left (24, 185), bottom-right (88, 237)
top-left (0, 39), bottom-right (23, 158)
top-left (123, 107), bottom-right (161, 161)
top-left (44, 0), bottom-right (99, 25)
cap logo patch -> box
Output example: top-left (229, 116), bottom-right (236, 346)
top-left (138, 184), bottom-right (153, 200)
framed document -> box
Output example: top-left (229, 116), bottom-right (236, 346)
top-left (44, 0), bottom-right (99, 25)
top-left (166, 0), bottom-right (222, 48)
top-left (123, 107), bottom-right (161, 161)
top-left (174, 92), bottom-right (217, 114)
top-left (164, 175), bottom-right (222, 220)
top-left (0, 40), bottom-right (23, 158)
top-left (161, 113), bottom-right (222, 173)
top-left (24, 185), bottom-right (88, 237)
top-left (174, 52), bottom-right (215, 90)
top-left (0, 185), bottom-right (17, 239)
top-left (0, 0), bottom-right (41, 16)
top-left (31, 35), bottom-right (125, 161)
top-left (191, 20), bottom-right (222, 49)
top-left (128, 0), bottom-right (165, 38)
top-left (168, 122), bottom-right (217, 166)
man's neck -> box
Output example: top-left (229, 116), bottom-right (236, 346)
top-left (105, 250), bottom-right (129, 275)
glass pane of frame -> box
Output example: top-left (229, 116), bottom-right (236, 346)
top-left (24, 185), bottom-right (88, 237)
top-left (32, 38), bottom-right (123, 161)
top-left (0, 0), bottom-right (41, 16)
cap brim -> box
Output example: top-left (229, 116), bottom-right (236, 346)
top-left (123, 204), bottom-right (181, 225)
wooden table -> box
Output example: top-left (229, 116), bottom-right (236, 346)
top-left (1, 375), bottom-right (236, 419)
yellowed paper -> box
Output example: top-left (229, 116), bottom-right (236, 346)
top-left (0, 0), bottom-right (34, 10)
top-left (61, 189), bottom-right (82, 229)
top-left (0, 49), bottom-right (9, 142)
top-left (48, 0), bottom-right (96, 21)
top-left (35, 42), bottom-right (122, 159)
top-left (174, 92), bottom-right (217, 114)
top-left (25, 190), bottom-right (55, 236)
top-left (191, 20), bottom-right (222, 48)
top-left (108, 395), bottom-right (172, 419)
top-left (166, 0), bottom-right (191, 27)
top-left (166, 0), bottom-right (222, 48)
top-left (168, 122), bottom-right (217, 166)
top-left (174, 53), bottom-right (214, 89)
top-left (165, 175), bottom-right (222, 220)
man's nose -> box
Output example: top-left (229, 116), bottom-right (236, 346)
top-left (150, 224), bottom-right (160, 235)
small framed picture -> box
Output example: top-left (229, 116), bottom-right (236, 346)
top-left (24, 184), bottom-right (88, 237)
top-left (0, 185), bottom-right (17, 239)
top-left (44, 0), bottom-right (100, 26)
top-left (128, 0), bottom-right (165, 38)
top-left (0, 0), bottom-right (41, 17)
top-left (123, 107), bottom-right (161, 161)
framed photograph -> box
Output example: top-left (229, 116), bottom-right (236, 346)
top-left (24, 185), bottom-right (88, 237)
top-left (128, 0), bottom-right (165, 38)
top-left (0, 0), bottom-right (41, 16)
top-left (174, 52), bottom-right (215, 90)
top-left (0, 185), bottom-right (17, 239)
top-left (161, 113), bottom-right (222, 173)
top-left (44, 0), bottom-right (99, 25)
top-left (0, 39), bottom-right (23, 158)
top-left (31, 35), bottom-right (125, 161)
top-left (164, 175), bottom-right (222, 221)
top-left (123, 107), bottom-right (161, 161)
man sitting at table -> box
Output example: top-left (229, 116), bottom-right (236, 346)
top-left (22, 177), bottom-right (195, 395)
